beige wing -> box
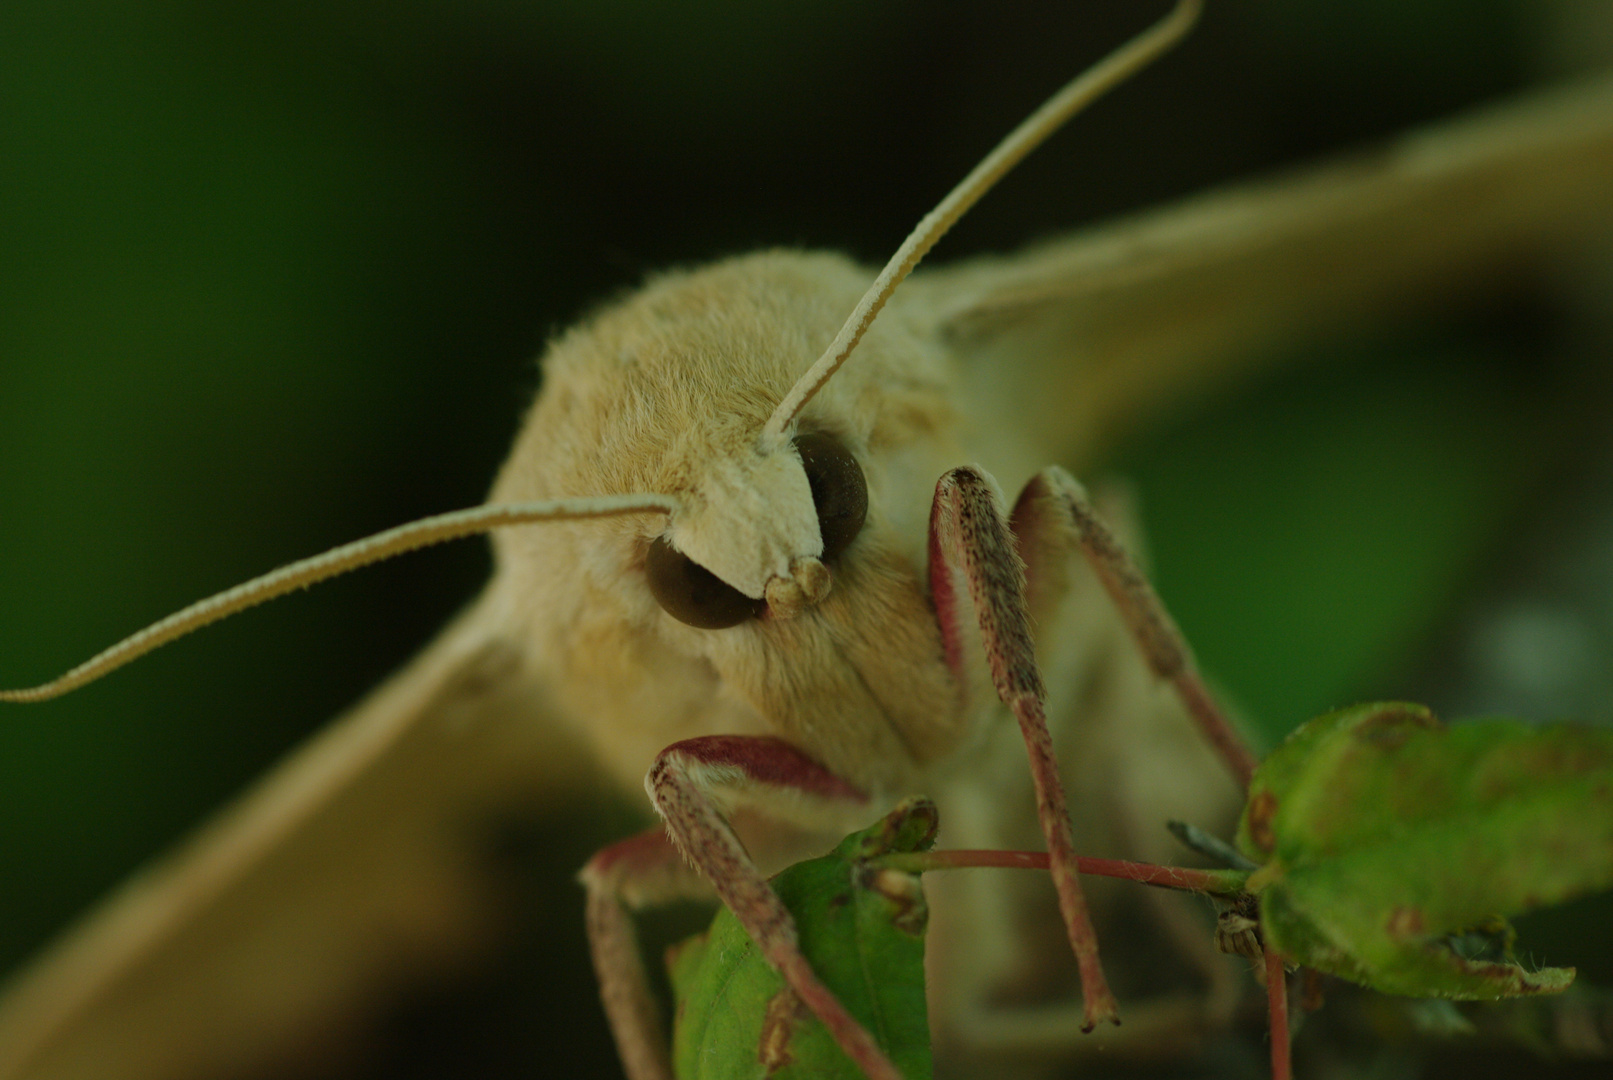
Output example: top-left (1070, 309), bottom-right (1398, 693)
top-left (917, 75), bottom-right (1613, 471)
top-left (0, 583), bottom-right (599, 1080)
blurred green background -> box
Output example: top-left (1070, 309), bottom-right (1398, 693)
top-left (2, 0), bottom-right (1611, 1076)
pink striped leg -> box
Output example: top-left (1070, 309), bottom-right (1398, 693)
top-left (929, 466), bottom-right (1119, 1032)
top-left (579, 826), bottom-right (708, 1080)
top-left (1010, 466), bottom-right (1257, 789)
top-left (587, 735), bottom-right (905, 1080)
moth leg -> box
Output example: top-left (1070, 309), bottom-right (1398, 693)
top-left (579, 826), bottom-right (712, 1080)
top-left (635, 734), bottom-right (906, 1080)
top-left (929, 466), bottom-right (1119, 1031)
top-left (932, 470), bottom-right (1249, 1055)
top-left (1015, 465), bottom-right (1259, 787)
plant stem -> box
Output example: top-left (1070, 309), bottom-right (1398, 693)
top-left (1267, 950), bottom-right (1291, 1080)
top-left (878, 850), bottom-right (1247, 895)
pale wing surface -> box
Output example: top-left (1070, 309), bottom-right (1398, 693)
top-left (918, 76), bottom-right (1613, 469)
top-left (0, 587), bottom-right (596, 1080)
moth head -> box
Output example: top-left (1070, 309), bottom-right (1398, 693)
top-left (490, 249), bottom-right (909, 633)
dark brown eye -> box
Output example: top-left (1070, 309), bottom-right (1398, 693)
top-left (645, 536), bottom-right (766, 629)
top-left (793, 431), bottom-right (867, 564)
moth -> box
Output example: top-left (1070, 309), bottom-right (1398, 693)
top-left (3, 2), bottom-right (1613, 1078)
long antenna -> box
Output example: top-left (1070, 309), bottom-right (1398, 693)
top-left (4, 4), bottom-right (1203, 704)
top-left (0, 494), bottom-right (678, 703)
top-left (760, 0), bottom-right (1202, 445)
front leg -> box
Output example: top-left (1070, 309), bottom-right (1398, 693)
top-left (929, 467), bottom-right (1120, 1031)
top-left (582, 735), bottom-right (902, 1080)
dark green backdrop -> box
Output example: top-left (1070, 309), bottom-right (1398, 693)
top-left (2, 1), bottom-right (1610, 1076)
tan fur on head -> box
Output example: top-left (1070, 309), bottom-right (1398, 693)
top-left (487, 251), bottom-right (966, 798)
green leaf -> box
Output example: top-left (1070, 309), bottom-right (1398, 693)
top-left (667, 798), bottom-right (937, 1080)
top-left (1237, 703), bottom-right (1613, 998)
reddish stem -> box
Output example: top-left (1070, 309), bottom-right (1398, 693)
top-left (1266, 950), bottom-right (1291, 1080)
top-left (880, 849), bottom-right (1247, 896)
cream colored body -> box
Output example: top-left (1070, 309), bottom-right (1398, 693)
top-left (483, 249), bottom-right (1243, 1044)
top-left (2, 67), bottom-right (1613, 1080)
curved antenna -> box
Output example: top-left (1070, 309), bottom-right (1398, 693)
top-left (0, 494), bottom-right (679, 703)
top-left (760, 0), bottom-right (1202, 445)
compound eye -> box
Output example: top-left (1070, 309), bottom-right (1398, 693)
top-left (645, 536), bottom-right (766, 629)
top-left (794, 432), bottom-right (867, 564)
